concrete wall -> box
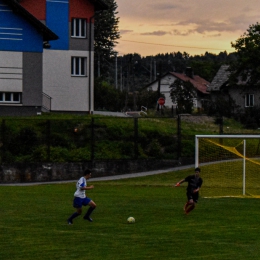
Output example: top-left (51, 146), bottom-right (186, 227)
top-left (0, 159), bottom-right (193, 184)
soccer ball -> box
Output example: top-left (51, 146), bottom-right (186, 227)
top-left (127, 216), bottom-right (135, 224)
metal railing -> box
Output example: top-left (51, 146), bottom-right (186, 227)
top-left (42, 92), bottom-right (52, 112)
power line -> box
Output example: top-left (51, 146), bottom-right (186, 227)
top-left (120, 39), bottom-right (233, 51)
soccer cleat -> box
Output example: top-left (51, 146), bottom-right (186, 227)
top-left (83, 216), bottom-right (93, 222)
top-left (67, 219), bottom-right (73, 225)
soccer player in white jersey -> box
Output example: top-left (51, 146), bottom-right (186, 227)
top-left (67, 169), bottom-right (96, 224)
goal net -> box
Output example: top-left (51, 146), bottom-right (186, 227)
top-left (195, 135), bottom-right (260, 197)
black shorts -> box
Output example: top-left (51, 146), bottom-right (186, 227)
top-left (186, 191), bottom-right (199, 203)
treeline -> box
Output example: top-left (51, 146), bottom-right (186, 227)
top-left (94, 51), bottom-right (237, 112)
top-left (95, 51), bottom-right (237, 90)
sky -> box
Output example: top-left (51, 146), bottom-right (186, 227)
top-left (114, 0), bottom-right (260, 57)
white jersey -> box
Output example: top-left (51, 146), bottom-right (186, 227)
top-left (74, 177), bottom-right (87, 198)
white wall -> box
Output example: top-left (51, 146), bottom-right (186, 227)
top-left (43, 49), bottom-right (90, 112)
top-left (0, 51), bottom-right (22, 92)
top-left (148, 74), bottom-right (176, 108)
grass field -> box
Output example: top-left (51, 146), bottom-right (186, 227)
top-left (1, 169), bottom-right (260, 260)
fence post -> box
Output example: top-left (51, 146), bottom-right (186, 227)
top-left (1, 119), bottom-right (5, 163)
top-left (219, 116), bottom-right (223, 134)
top-left (46, 120), bottom-right (51, 162)
top-left (91, 117), bottom-right (95, 162)
top-left (134, 118), bottom-right (139, 159)
top-left (177, 115), bottom-right (181, 159)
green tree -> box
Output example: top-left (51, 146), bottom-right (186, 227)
top-left (229, 22), bottom-right (260, 86)
top-left (170, 79), bottom-right (197, 114)
top-left (94, 0), bottom-right (120, 78)
top-left (94, 78), bottom-right (125, 111)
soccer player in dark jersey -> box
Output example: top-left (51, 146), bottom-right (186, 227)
top-left (67, 169), bottom-right (96, 224)
top-left (175, 167), bottom-right (203, 215)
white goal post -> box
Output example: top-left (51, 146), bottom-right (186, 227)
top-left (195, 135), bottom-right (260, 196)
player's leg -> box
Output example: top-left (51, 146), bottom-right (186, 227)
top-left (83, 199), bottom-right (96, 222)
top-left (67, 198), bottom-right (82, 224)
top-left (185, 193), bottom-right (198, 215)
top-left (184, 192), bottom-right (193, 212)
top-left (183, 202), bottom-right (188, 211)
top-left (185, 202), bottom-right (195, 214)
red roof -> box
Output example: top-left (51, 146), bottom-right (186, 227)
top-left (170, 72), bottom-right (210, 94)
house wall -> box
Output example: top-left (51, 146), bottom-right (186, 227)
top-left (43, 50), bottom-right (89, 111)
top-left (23, 52), bottom-right (42, 106)
top-left (0, 52), bottom-right (23, 92)
top-left (0, 1), bottom-right (43, 52)
top-left (148, 75), bottom-right (176, 108)
top-left (14, 0), bottom-right (96, 113)
top-left (69, 20), bottom-right (93, 51)
top-left (19, 0), bottom-right (46, 20)
top-left (0, 1), bottom-right (45, 116)
top-left (209, 86), bottom-right (260, 113)
top-left (21, 0), bottom-right (95, 113)
top-left (0, 51), bottom-right (42, 112)
top-left (229, 86), bottom-right (260, 110)
top-left (70, 0), bottom-right (94, 19)
top-left (46, 0), bottom-right (69, 50)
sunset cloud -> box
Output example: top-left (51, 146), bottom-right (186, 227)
top-left (115, 0), bottom-right (260, 56)
top-left (140, 31), bottom-right (169, 36)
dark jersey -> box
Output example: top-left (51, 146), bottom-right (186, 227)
top-left (184, 175), bottom-right (203, 193)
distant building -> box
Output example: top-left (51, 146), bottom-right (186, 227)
top-left (207, 65), bottom-right (260, 113)
top-left (145, 68), bottom-right (210, 110)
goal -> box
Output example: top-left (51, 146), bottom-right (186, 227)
top-left (195, 135), bottom-right (260, 197)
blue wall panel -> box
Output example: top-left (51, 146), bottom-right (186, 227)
top-left (46, 0), bottom-right (69, 50)
top-left (0, 1), bottom-right (43, 52)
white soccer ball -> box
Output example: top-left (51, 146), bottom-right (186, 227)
top-left (127, 216), bottom-right (135, 224)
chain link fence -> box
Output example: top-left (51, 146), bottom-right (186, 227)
top-left (0, 115), bottom-right (250, 164)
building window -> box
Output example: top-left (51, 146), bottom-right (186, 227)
top-left (71, 18), bottom-right (87, 38)
top-left (71, 57), bottom-right (87, 76)
top-left (245, 94), bottom-right (254, 107)
top-left (0, 92), bottom-right (21, 103)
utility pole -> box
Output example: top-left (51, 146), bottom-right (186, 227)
top-left (157, 61), bottom-right (162, 98)
top-left (150, 58), bottom-right (153, 82)
top-left (154, 59), bottom-right (157, 80)
top-left (120, 62), bottom-right (123, 91)
top-left (97, 53), bottom-right (100, 77)
top-left (115, 53), bottom-right (118, 89)
top-left (157, 61), bottom-right (162, 112)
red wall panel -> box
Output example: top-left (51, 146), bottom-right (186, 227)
top-left (19, 0), bottom-right (46, 20)
top-left (70, 0), bottom-right (94, 21)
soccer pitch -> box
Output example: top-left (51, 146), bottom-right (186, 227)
top-left (1, 169), bottom-right (260, 260)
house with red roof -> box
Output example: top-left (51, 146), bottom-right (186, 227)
top-left (145, 67), bottom-right (210, 111)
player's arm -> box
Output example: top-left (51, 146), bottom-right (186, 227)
top-left (81, 185), bottom-right (94, 190)
top-left (193, 187), bottom-right (200, 193)
top-left (193, 179), bottom-right (203, 193)
top-left (193, 183), bottom-right (202, 193)
top-left (174, 179), bottom-right (185, 187)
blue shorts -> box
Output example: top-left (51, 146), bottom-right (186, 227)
top-left (73, 197), bottom-right (92, 208)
